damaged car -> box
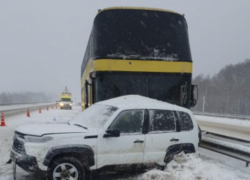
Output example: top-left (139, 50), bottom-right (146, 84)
top-left (10, 95), bottom-right (199, 180)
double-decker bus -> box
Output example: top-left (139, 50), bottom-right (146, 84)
top-left (81, 7), bottom-right (197, 110)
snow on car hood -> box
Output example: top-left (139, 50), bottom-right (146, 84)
top-left (16, 124), bottom-right (88, 136)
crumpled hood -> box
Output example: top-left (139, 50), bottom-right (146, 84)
top-left (16, 124), bottom-right (88, 136)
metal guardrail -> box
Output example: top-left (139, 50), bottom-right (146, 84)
top-left (200, 132), bottom-right (250, 167)
top-left (200, 140), bottom-right (250, 167)
top-left (0, 102), bottom-right (54, 106)
top-left (193, 111), bottom-right (250, 120)
top-left (0, 103), bottom-right (56, 117)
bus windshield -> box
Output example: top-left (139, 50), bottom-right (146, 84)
top-left (95, 72), bottom-right (191, 108)
top-left (93, 9), bottom-right (192, 61)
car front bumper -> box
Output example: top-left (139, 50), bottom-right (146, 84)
top-left (11, 150), bottom-right (41, 173)
top-left (60, 104), bottom-right (72, 109)
top-left (11, 132), bottom-right (45, 173)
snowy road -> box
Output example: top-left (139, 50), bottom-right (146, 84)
top-left (0, 105), bottom-right (250, 180)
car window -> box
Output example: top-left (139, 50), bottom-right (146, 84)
top-left (149, 110), bottom-right (176, 132)
top-left (109, 110), bottom-right (144, 134)
top-left (177, 111), bottom-right (194, 131)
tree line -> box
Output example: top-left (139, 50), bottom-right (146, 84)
top-left (192, 59), bottom-right (250, 115)
top-left (0, 92), bottom-right (56, 105)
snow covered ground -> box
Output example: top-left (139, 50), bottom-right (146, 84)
top-left (139, 151), bottom-right (250, 180)
top-left (0, 105), bottom-right (250, 180)
top-left (0, 105), bottom-right (81, 180)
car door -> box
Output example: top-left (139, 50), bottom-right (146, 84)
top-left (97, 109), bottom-right (146, 169)
top-left (174, 111), bottom-right (199, 151)
top-left (143, 109), bottom-right (180, 164)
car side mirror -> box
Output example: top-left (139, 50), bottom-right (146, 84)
top-left (104, 129), bottom-right (120, 138)
top-left (190, 85), bottom-right (198, 107)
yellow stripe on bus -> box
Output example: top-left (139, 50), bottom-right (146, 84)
top-left (93, 59), bottom-right (192, 73)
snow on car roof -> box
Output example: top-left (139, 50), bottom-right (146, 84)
top-left (97, 95), bottom-right (190, 112)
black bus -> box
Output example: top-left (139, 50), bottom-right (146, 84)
top-left (81, 7), bottom-right (197, 110)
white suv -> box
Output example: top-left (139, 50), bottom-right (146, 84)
top-left (11, 95), bottom-right (199, 180)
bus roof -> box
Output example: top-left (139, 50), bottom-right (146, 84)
top-left (98, 6), bottom-right (182, 16)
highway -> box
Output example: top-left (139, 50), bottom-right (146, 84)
top-left (0, 104), bottom-right (250, 179)
top-left (2, 103), bottom-right (250, 142)
top-left (0, 102), bottom-right (56, 117)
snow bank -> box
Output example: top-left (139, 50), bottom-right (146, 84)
top-left (140, 152), bottom-right (250, 180)
top-left (142, 170), bottom-right (176, 180)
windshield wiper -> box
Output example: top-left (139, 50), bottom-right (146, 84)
top-left (74, 124), bottom-right (88, 130)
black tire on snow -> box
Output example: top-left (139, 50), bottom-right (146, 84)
top-left (47, 156), bottom-right (85, 180)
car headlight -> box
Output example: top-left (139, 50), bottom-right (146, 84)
top-left (60, 102), bottom-right (64, 106)
top-left (24, 136), bottom-right (53, 143)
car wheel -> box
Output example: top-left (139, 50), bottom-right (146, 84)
top-left (47, 156), bottom-right (85, 180)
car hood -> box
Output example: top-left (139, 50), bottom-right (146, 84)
top-left (16, 124), bottom-right (88, 136)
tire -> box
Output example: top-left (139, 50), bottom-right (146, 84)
top-left (47, 156), bottom-right (85, 180)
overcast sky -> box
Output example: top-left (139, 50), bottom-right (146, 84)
top-left (1, 0), bottom-right (250, 101)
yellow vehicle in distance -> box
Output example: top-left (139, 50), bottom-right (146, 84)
top-left (59, 86), bottom-right (72, 110)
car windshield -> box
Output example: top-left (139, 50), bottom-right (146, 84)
top-left (61, 98), bottom-right (71, 102)
top-left (70, 104), bottom-right (118, 129)
top-left (94, 72), bottom-right (191, 108)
